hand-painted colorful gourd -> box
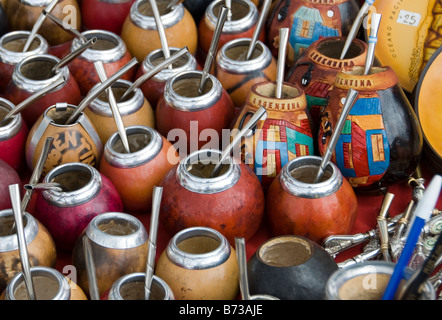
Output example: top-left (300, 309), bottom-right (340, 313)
top-left (231, 81), bottom-right (314, 188)
top-left (318, 66), bottom-right (423, 191)
top-left (0, 31), bottom-right (48, 94)
top-left (267, 0), bottom-right (359, 65)
top-left (286, 36), bottom-right (367, 125)
top-left (371, 0), bottom-right (442, 93)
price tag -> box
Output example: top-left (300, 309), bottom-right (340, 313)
top-left (396, 9), bottom-right (421, 27)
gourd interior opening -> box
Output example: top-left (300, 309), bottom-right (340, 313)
top-left (97, 217), bottom-right (137, 236)
top-left (14, 274), bottom-right (60, 300)
top-left (119, 278), bottom-right (166, 300)
top-left (317, 39), bottom-right (364, 60)
top-left (256, 82), bottom-right (300, 99)
top-left (20, 58), bottom-right (56, 81)
top-left (49, 169), bottom-right (91, 192)
top-left (0, 104), bottom-right (13, 126)
top-left (213, 1), bottom-right (249, 20)
top-left (344, 65), bottom-right (387, 76)
top-left (0, 214), bottom-right (28, 236)
top-left (47, 106), bottom-right (77, 125)
top-left (172, 75), bottom-right (212, 97)
top-left (2, 35), bottom-right (40, 52)
top-left (259, 237), bottom-right (312, 267)
top-left (138, 0), bottom-right (171, 16)
top-left (97, 83), bottom-right (135, 103)
top-left (225, 42), bottom-right (262, 61)
top-left (290, 164), bottom-right (332, 184)
top-left (177, 235), bottom-right (221, 255)
top-left (112, 130), bottom-right (151, 154)
top-left (186, 160), bottom-right (229, 179)
top-left (86, 33), bottom-right (117, 51)
top-left (150, 49), bottom-right (188, 69)
top-left (338, 273), bottom-right (391, 300)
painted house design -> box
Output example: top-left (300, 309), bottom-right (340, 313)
top-left (304, 81), bottom-right (332, 123)
top-left (333, 97), bottom-right (390, 187)
top-left (254, 118), bottom-right (314, 186)
top-left (290, 6), bottom-right (339, 59)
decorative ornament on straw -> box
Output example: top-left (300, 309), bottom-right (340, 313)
top-left (340, 0), bottom-right (374, 59)
top-left (198, 6), bottom-right (228, 95)
top-left (120, 46), bottom-right (189, 102)
top-left (364, 12), bottom-right (382, 75)
top-left (9, 184), bottom-right (36, 300)
top-left (377, 192), bottom-right (395, 262)
top-left (94, 60), bottom-right (130, 154)
top-left (313, 88), bottom-right (358, 183)
top-left (0, 75), bottom-right (67, 126)
top-left (42, 10), bottom-right (88, 43)
top-left (82, 236), bottom-right (100, 300)
top-left (211, 106), bottom-right (267, 177)
top-left (22, 0), bottom-right (59, 52)
top-left (65, 57), bottom-right (138, 125)
top-left (382, 175), bottom-right (442, 300)
top-left (149, 0), bottom-right (171, 68)
top-left (145, 186), bottom-right (163, 300)
top-left (275, 27), bottom-right (289, 99)
top-left (245, 0), bottom-right (271, 61)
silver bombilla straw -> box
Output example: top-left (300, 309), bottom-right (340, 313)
top-left (235, 237), bottom-right (251, 300)
top-left (340, 0), bottom-right (374, 59)
top-left (211, 106), bottom-right (267, 177)
top-left (9, 184), bottom-right (36, 300)
top-left (83, 236), bottom-right (100, 300)
top-left (364, 12), bottom-right (382, 75)
top-left (275, 28), bottom-right (289, 99)
top-left (65, 57), bottom-right (138, 125)
top-left (42, 10), bottom-right (88, 43)
top-left (50, 37), bottom-right (97, 75)
top-left (314, 88), bottom-right (358, 183)
top-left (145, 186), bottom-right (163, 300)
top-left (94, 61), bottom-right (130, 154)
top-left (225, 0), bottom-right (232, 21)
top-left (198, 6), bottom-right (228, 95)
top-left (22, 0), bottom-right (59, 52)
top-left (120, 46), bottom-right (189, 102)
top-left (245, 0), bottom-right (272, 61)
top-left (23, 182), bottom-right (64, 192)
top-left (377, 192), bottom-right (395, 262)
top-left (1, 76), bottom-right (67, 125)
top-left (149, 0), bottom-right (171, 68)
